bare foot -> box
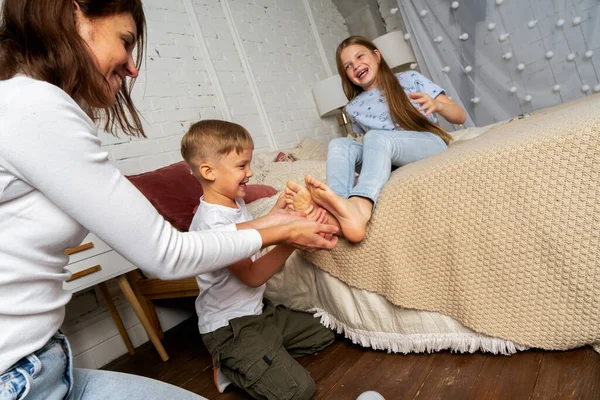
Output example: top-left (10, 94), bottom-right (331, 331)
top-left (305, 174), bottom-right (372, 243)
top-left (286, 180), bottom-right (342, 233)
top-left (285, 180), bottom-right (316, 216)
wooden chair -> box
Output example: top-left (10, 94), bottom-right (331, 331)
top-left (126, 271), bottom-right (199, 339)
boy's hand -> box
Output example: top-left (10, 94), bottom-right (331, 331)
top-left (308, 207), bottom-right (333, 241)
top-left (270, 192), bottom-right (287, 212)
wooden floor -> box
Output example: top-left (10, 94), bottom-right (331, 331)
top-left (105, 318), bottom-right (600, 399)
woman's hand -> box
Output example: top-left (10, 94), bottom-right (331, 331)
top-left (237, 209), bottom-right (306, 231)
top-left (285, 220), bottom-right (339, 252)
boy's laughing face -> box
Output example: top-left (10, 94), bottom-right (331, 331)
top-left (210, 148), bottom-right (254, 207)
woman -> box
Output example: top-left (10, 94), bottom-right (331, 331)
top-left (0, 1), bottom-right (338, 398)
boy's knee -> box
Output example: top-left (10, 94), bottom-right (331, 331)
top-left (292, 373), bottom-right (316, 400)
top-left (246, 351), bottom-right (315, 400)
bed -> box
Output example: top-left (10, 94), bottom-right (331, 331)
top-left (249, 95), bottom-right (600, 355)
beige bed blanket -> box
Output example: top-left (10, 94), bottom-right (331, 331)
top-left (305, 95), bottom-right (600, 351)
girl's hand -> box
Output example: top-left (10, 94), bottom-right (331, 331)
top-left (286, 220), bottom-right (339, 252)
top-left (408, 92), bottom-right (439, 117)
top-left (409, 93), bottom-right (467, 125)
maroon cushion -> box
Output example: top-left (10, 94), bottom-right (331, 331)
top-left (127, 161), bottom-right (277, 232)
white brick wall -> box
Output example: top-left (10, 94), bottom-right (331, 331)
top-left (99, 0), bottom-right (348, 174)
top-left (192, 0), bottom-right (273, 152)
top-left (309, 0), bottom-right (349, 75)
top-left (0, 0), bottom-right (347, 172)
top-left (222, 0), bottom-right (345, 150)
top-left (102, 0), bottom-right (223, 176)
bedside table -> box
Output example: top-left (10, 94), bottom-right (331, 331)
top-left (64, 233), bottom-right (169, 361)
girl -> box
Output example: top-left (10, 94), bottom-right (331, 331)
top-left (286, 35), bottom-right (466, 242)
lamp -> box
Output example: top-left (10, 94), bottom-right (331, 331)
top-left (312, 74), bottom-right (354, 135)
top-left (372, 30), bottom-right (416, 72)
top-left (312, 74), bottom-right (348, 118)
top-left (311, 31), bottom-right (416, 135)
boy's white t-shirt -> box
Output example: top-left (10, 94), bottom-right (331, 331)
top-left (190, 196), bottom-right (265, 334)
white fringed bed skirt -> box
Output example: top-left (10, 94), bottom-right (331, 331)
top-left (263, 249), bottom-right (529, 356)
top-left (313, 308), bottom-right (528, 355)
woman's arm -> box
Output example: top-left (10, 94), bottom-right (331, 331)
top-left (1, 81), bottom-right (336, 280)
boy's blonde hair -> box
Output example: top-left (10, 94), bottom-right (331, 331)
top-left (181, 120), bottom-right (254, 171)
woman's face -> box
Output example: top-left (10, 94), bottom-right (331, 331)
top-left (75, 10), bottom-right (139, 104)
top-left (340, 44), bottom-right (381, 91)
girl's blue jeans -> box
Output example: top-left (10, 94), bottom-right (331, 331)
top-left (0, 332), bottom-right (206, 400)
top-left (326, 130), bottom-right (448, 205)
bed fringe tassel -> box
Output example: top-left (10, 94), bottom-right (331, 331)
top-left (312, 308), bottom-right (531, 355)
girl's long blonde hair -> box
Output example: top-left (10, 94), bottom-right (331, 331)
top-left (336, 36), bottom-right (451, 145)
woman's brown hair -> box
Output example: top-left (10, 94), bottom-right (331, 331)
top-left (335, 36), bottom-right (451, 144)
top-left (0, 0), bottom-right (146, 137)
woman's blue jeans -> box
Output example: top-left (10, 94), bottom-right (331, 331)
top-left (0, 332), bottom-right (206, 400)
top-left (326, 130), bottom-right (448, 205)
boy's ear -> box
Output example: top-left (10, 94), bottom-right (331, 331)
top-left (198, 162), bottom-right (216, 182)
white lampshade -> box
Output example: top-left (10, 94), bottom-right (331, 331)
top-left (312, 74), bottom-right (348, 117)
top-left (372, 30), bottom-right (416, 71)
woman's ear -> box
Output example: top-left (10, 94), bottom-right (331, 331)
top-left (73, 0), bottom-right (91, 39)
top-left (199, 163), bottom-right (216, 182)
top-left (73, 1), bottom-right (82, 15)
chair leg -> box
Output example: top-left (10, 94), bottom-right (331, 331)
top-left (144, 298), bottom-right (164, 339)
top-left (126, 271), bottom-right (164, 339)
top-left (117, 275), bottom-right (169, 362)
top-left (97, 282), bottom-right (135, 355)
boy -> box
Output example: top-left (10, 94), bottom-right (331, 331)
top-left (180, 120), bottom-right (335, 400)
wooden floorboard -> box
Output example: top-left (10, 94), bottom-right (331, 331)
top-left (412, 351), bottom-right (488, 399)
top-left (466, 350), bottom-right (544, 400)
top-left (302, 341), bottom-right (371, 399)
top-left (531, 347), bottom-right (600, 400)
top-left (323, 350), bottom-right (398, 400)
top-left (369, 353), bottom-right (438, 399)
top-left (103, 318), bottom-right (600, 399)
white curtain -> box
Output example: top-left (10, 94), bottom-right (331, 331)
top-left (397, 0), bottom-right (600, 127)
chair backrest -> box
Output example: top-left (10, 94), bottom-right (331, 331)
top-left (127, 161), bottom-right (204, 232)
